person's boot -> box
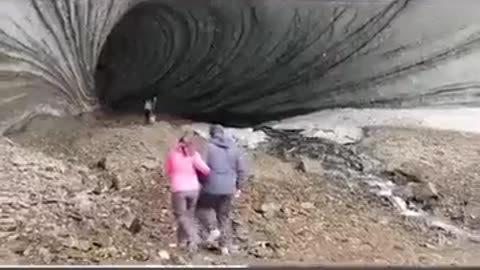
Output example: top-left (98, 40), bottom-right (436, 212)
top-left (186, 242), bottom-right (198, 254)
top-left (178, 240), bottom-right (188, 249)
top-left (206, 229), bottom-right (221, 243)
top-left (148, 114), bottom-right (156, 124)
top-left (220, 246), bottom-right (230, 256)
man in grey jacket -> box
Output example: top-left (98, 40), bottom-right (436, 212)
top-left (197, 124), bottom-right (248, 255)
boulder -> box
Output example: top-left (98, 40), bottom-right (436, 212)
top-left (256, 203), bottom-right (281, 219)
top-left (410, 181), bottom-right (439, 202)
top-left (382, 168), bottom-right (421, 186)
top-left (62, 237), bottom-right (92, 252)
top-left (465, 203), bottom-right (480, 220)
top-left (298, 157), bottom-right (325, 176)
top-left (247, 241), bottom-right (278, 259)
top-left (300, 126), bottom-right (364, 145)
top-left (8, 237), bottom-right (30, 255)
top-left (0, 218), bottom-right (17, 232)
top-left (157, 250), bottom-right (170, 261)
top-left (96, 157), bottom-right (107, 170)
top-left (300, 202), bottom-right (315, 210)
top-left (38, 247), bottom-right (53, 264)
top-left (397, 181), bottom-right (440, 212)
top-left (141, 160), bottom-right (158, 171)
top-left (0, 248), bottom-right (19, 264)
top-left (383, 162), bottom-right (428, 185)
top-left (121, 209), bottom-right (142, 234)
top-left (72, 193), bottom-right (94, 217)
top-left (92, 172), bottom-right (120, 194)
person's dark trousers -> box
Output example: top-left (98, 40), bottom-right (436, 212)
top-left (144, 109), bottom-right (152, 124)
top-left (171, 190), bottom-right (200, 249)
top-left (196, 193), bottom-right (234, 248)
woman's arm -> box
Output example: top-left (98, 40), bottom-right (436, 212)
top-left (192, 152), bottom-right (210, 176)
top-left (163, 151), bottom-right (173, 177)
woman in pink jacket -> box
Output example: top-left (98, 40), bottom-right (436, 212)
top-left (164, 131), bottom-right (210, 252)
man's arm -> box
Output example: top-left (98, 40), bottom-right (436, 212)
top-left (235, 150), bottom-right (248, 191)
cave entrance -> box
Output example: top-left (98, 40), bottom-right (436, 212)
top-left (95, 2), bottom-right (210, 122)
top-left (94, 1), bottom-right (320, 127)
top-left (94, 1), bottom-right (265, 127)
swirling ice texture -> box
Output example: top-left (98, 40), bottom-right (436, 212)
top-left (1, 0), bottom-right (480, 127)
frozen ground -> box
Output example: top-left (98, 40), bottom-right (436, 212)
top-left (273, 107), bottom-right (480, 132)
top-left (190, 107), bottom-right (480, 147)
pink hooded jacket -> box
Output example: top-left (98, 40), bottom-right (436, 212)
top-left (164, 142), bottom-right (210, 192)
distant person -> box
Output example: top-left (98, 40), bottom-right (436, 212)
top-left (196, 124), bottom-right (248, 256)
top-left (164, 130), bottom-right (210, 253)
top-left (144, 96), bottom-right (157, 124)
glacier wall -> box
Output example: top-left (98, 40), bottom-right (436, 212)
top-left (1, 0), bottom-right (480, 127)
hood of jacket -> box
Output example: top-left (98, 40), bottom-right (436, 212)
top-left (210, 134), bottom-right (233, 149)
top-left (209, 124), bottom-right (234, 149)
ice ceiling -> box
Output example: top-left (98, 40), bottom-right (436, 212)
top-left (1, 0), bottom-right (480, 126)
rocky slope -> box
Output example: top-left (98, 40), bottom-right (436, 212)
top-left (1, 112), bottom-right (480, 265)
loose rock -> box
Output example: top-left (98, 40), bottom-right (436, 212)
top-left (235, 227), bottom-right (250, 243)
top-left (38, 247), bottom-right (53, 264)
top-left (0, 248), bottom-right (19, 264)
top-left (62, 238), bottom-right (92, 252)
top-left (121, 211), bottom-right (142, 234)
top-left (256, 203), bottom-right (281, 218)
top-left (410, 181), bottom-right (439, 202)
top-left (247, 241), bottom-right (277, 259)
top-left (96, 157), bottom-right (107, 170)
top-left (141, 160), bottom-right (158, 171)
top-left (8, 238), bottom-right (30, 255)
top-left (465, 203), bottom-right (480, 220)
top-left (0, 218), bottom-right (17, 232)
top-left (158, 250), bottom-right (170, 260)
top-left (300, 202), bottom-right (315, 210)
top-left (298, 157), bottom-right (325, 176)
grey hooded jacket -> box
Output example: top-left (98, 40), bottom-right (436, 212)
top-left (201, 125), bottom-right (248, 195)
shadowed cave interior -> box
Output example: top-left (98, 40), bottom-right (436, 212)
top-left (95, 0), bottom-right (327, 126)
top-left (94, 0), bottom-right (407, 127)
top-left (93, 0), bottom-right (480, 127)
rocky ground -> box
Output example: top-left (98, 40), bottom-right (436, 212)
top-left (360, 127), bottom-right (480, 231)
top-left (1, 111), bottom-right (480, 265)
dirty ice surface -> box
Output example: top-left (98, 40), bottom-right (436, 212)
top-left (193, 107), bottom-right (480, 147)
